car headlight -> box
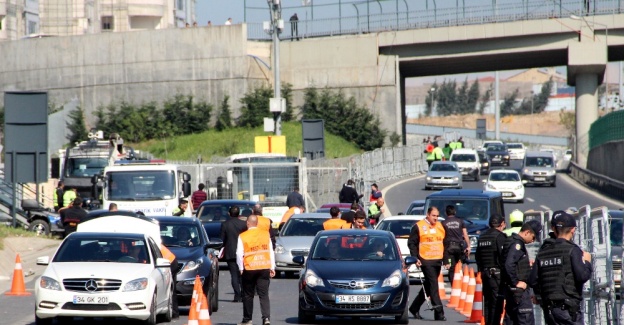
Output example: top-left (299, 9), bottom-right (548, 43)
top-left (482, 162), bottom-right (489, 167)
top-left (523, 168), bottom-right (530, 174)
top-left (304, 270), bottom-right (324, 287)
top-left (487, 183), bottom-right (496, 190)
top-left (181, 258), bottom-right (203, 273)
top-left (382, 270), bottom-right (402, 288)
top-left (426, 176), bottom-right (432, 181)
top-left (546, 170), bottom-right (556, 176)
top-left (123, 277), bottom-right (148, 292)
top-left (275, 244), bottom-right (285, 254)
top-left (39, 276), bottom-right (61, 291)
top-left (453, 177), bottom-right (459, 181)
top-left (503, 155), bottom-right (509, 159)
top-left (469, 236), bottom-right (478, 247)
top-left (515, 184), bottom-right (524, 190)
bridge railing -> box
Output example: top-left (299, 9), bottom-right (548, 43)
top-left (568, 161), bottom-right (624, 201)
top-left (246, 0), bottom-right (623, 40)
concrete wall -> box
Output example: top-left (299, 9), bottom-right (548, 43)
top-left (587, 141), bottom-right (624, 182)
top-left (0, 25), bottom-right (400, 139)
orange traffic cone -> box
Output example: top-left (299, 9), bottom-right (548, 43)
top-left (186, 295), bottom-right (199, 325)
top-left (5, 254), bottom-right (31, 296)
top-left (447, 262), bottom-right (463, 308)
top-left (198, 294), bottom-right (212, 325)
top-left (438, 272), bottom-right (447, 300)
top-left (456, 265), bottom-right (470, 312)
top-left (188, 275), bottom-right (202, 320)
top-left (500, 300), bottom-right (506, 324)
top-left (462, 269), bottom-right (476, 316)
top-left (465, 272), bottom-right (483, 323)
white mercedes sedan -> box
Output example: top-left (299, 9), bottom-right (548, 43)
top-left (34, 232), bottom-right (174, 325)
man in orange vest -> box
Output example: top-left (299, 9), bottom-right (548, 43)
top-left (279, 205), bottom-right (304, 230)
top-left (253, 204), bottom-right (276, 248)
top-left (160, 243), bottom-right (180, 319)
top-left (407, 206), bottom-right (450, 321)
top-left (323, 207), bottom-right (346, 230)
top-left (236, 215), bottom-right (276, 325)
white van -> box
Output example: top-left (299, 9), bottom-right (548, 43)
top-left (450, 148), bottom-right (481, 181)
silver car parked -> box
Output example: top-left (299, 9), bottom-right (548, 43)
top-left (425, 161), bottom-right (462, 190)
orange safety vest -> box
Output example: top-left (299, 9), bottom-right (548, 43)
top-left (323, 218), bottom-right (347, 230)
top-left (240, 228), bottom-right (272, 271)
top-left (280, 207), bottom-right (301, 225)
top-left (258, 215), bottom-right (272, 231)
top-left (414, 219), bottom-right (445, 260)
top-left (160, 244), bottom-right (176, 263)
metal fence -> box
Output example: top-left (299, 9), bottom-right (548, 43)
top-left (246, 0), bottom-right (624, 40)
top-left (569, 161), bottom-right (624, 202)
top-left (589, 110), bottom-right (624, 150)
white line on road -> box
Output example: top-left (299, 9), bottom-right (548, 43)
top-left (526, 197), bottom-right (535, 202)
top-left (382, 174), bottom-right (426, 216)
top-left (540, 205), bottom-right (551, 211)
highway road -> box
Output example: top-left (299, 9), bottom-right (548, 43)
top-left (1, 160), bottom-right (621, 325)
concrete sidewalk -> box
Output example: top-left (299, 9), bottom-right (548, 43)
top-left (0, 236), bottom-right (61, 294)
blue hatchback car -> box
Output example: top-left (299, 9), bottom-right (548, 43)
top-left (294, 229), bottom-right (416, 323)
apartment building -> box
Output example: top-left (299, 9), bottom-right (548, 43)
top-left (0, 0), bottom-right (195, 40)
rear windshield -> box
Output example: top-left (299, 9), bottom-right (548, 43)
top-left (197, 203), bottom-right (255, 222)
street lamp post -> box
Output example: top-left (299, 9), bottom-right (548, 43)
top-left (265, 0), bottom-right (283, 135)
top-left (530, 90), bottom-right (534, 135)
top-left (429, 87), bottom-right (436, 116)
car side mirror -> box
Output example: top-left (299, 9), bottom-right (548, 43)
top-left (404, 256), bottom-right (417, 265)
top-left (36, 256), bottom-right (50, 266)
top-left (156, 258), bottom-right (171, 268)
top-left (293, 255), bottom-right (305, 265)
top-left (207, 238), bottom-right (223, 250)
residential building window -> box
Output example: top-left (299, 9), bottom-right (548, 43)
top-left (28, 21), bottom-right (37, 35)
top-left (177, 0), bottom-right (184, 11)
top-left (102, 16), bottom-right (113, 31)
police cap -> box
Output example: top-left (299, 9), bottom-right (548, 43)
top-left (553, 211), bottom-right (576, 228)
top-left (489, 214), bottom-right (504, 227)
top-left (525, 219), bottom-right (543, 235)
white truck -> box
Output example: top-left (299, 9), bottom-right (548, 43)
top-left (100, 161), bottom-right (191, 216)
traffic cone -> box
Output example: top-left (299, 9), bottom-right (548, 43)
top-left (198, 294), bottom-right (212, 325)
top-left (5, 254), bottom-right (31, 296)
top-left (447, 262), bottom-right (463, 308)
top-left (186, 295), bottom-right (199, 325)
top-left (456, 265), bottom-right (470, 312)
top-left (465, 272), bottom-right (484, 323)
top-left (188, 275), bottom-right (202, 319)
top-left (500, 302), bottom-right (506, 325)
top-left (462, 268), bottom-right (476, 316)
top-left (438, 272), bottom-right (447, 300)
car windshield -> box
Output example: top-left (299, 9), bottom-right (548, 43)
top-left (507, 144), bottom-right (522, 149)
top-left (430, 163), bottom-right (457, 171)
top-left (53, 237), bottom-right (151, 264)
top-left (198, 203), bottom-right (255, 222)
top-left (427, 198), bottom-right (490, 221)
top-left (281, 218), bottom-right (326, 236)
top-left (376, 220), bottom-right (415, 238)
top-left (159, 223), bottom-right (204, 247)
top-left (451, 154), bottom-right (476, 162)
top-left (490, 173), bottom-right (520, 182)
top-left (487, 145), bottom-right (506, 151)
top-left (525, 157), bottom-right (553, 167)
top-left (611, 218), bottom-right (622, 246)
top-left (311, 234), bottom-right (397, 261)
top-left (409, 207), bottom-right (424, 215)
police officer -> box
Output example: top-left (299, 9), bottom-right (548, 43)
top-left (172, 198), bottom-right (188, 216)
top-left (408, 207), bottom-right (449, 321)
top-left (442, 205), bottom-right (470, 283)
top-left (504, 209), bottom-right (524, 236)
top-left (529, 211), bottom-right (592, 325)
top-left (236, 215), bottom-right (276, 325)
top-left (500, 219), bottom-right (542, 325)
top-left (475, 214), bottom-right (507, 325)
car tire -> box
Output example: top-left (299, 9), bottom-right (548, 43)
top-left (298, 307), bottom-right (315, 323)
top-left (211, 279), bottom-right (219, 313)
top-left (518, 199), bottom-right (524, 204)
top-left (35, 313), bottom-right (53, 325)
top-left (143, 293), bottom-right (157, 325)
top-left (551, 182), bottom-right (556, 187)
top-left (285, 271), bottom-right (297, 278)
top-left (29, 220), bottom-right (50, 236)
top-left (424, 186), bottom-right (430, 191)
top-left (474, 173), bottom-right (480, 182)
top-left (396, 305), bottom-right (409, 324)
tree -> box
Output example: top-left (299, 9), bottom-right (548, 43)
top-left (479, 84), bottom-right (493, 115)
top-left (436, 80), bottom-right (458, 116)
top-left (389, 132), bottom-right (401, 147)
top-left (559, 109), bottom-right (576, 137)
top-left (466, 79), bottom-right (480, 114)
top-left (238, 85), bottom-right (272, 128)
top-left (456, 78), bottom-right (470, 114)
top-left (424, 82), bottom-right (438, 117)
top-left (281, 83), bottom-right (295, 122)
top-left (215, 95), bottom-right (232, 131)
top-left (66, 106), bottom-right (88, 145)
top-left (500, 89), bottom-right (519, 117)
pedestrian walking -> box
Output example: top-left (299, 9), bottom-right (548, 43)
top-left (529, 211), bottom-right (592, 325)
top-left (369, 183), bottom-right (382, 202)
top-left (475, 214), bottom-right (507, 325)
top-left (221, 206), bottom-right (248, 303)
top-left (286, 186), bottom-right (305, 208)
top-left (500, 219), bottom-right (542, 325)
top-left (338, 179), bottom-right (363, 204)
top-left (408, 206), bottom-right (449, 321)
top-left (191, 183), bottom-right (208, 209)
top-left (323, 206), bottom-right (346, 230)
top-left (442, 205), bottom-right (470, 283)
top-left (289, 13), bottom-right (299, 40)
top-left (237, 215), bottom-right (276, 325)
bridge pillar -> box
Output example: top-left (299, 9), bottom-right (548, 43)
top-left (567, 42), bottom-right (607, 168)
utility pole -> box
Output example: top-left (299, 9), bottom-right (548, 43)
top-left (265, 0), bottom-right (284, 135)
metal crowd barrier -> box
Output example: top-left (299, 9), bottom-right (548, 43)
top-left (523, 209), bottom-right (550, 325)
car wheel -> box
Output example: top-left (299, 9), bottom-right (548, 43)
top-left (143, 293), bottom-right (157, 325)
top-left (285, 271), bottom-right (297, 278)
top-left (474, 173), bottom-right (480, 182)
top-left (396, 305), bottom-right (409, 324)
top-left (158, 288), bottom-right (173, 323)
top-left (298, 307), bottom-right (315, 323)
top-left (211, 279), bottom-right (219, 313)
top-left (35, 313), bottom-right (53, 325)
top-left (551, 181), bottom-right (556, 187)
top-left (424, 186), bottom-right (430, 191)
top-left (29, 220), bottom-right (50, 236)
top-left (518, 199), bottom-right (524, 204)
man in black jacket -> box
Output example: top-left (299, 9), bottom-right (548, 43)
top-left (338, 179), bottom-right (363, 204)
top-left (220, 206), bottom-right (248, 302)
top-left (61, 197), bottom-right (87, 237)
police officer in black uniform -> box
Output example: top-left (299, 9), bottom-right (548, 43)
top-left (475, 214), bottom-right (507, 325)
top-left (442, 205), bottom-right (470, 283)
top-left (529, 211), bottom-right (592, 325)
top-left (500, 219), bottom-right (542, 325)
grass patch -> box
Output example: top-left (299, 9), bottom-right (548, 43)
top-left (132, 122), bottom-right (363, 161)
top-left (0, 225), bottom-right (48, 250)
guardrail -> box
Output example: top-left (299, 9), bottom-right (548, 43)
top-left (568, 161), bottom-right (624, 202)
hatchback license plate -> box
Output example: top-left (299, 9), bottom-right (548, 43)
top-left (335, 295), bottom-right (370, 304)
top-left (502, 192), bottom-right (513, 197)
top-left (73, 295), bottom-right (109, 304)
top-left (534, 177), bottom-right (545, 181)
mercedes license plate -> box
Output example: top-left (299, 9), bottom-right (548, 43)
top-left (335, 295), bottom-right (370, 304)
top-left (73, 295), bottom-right (109, 304)
top-left (534, 177), bottom-right (545, 181)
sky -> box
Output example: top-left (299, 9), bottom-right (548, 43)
top-left (195, 1), bottom-right (622, 88)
